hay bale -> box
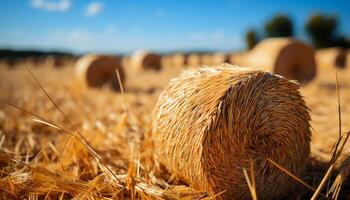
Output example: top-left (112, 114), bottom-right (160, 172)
top-left (347, 51), bottom-right (350, 69)
top-left (62, 55), bottom-right (77, 67)
top-left (229, 52), bottom-right (248, 66)
top-left (75, 54), bottom-right (125, 91)
top-left (29, 56), bottom-right (45, 67)
top-left (231, 38), bottom-right (316, 83)
top-left (152, 64), bottom-right (311, 199)
top-left (5, 58), bottom-right (17, 68)
top-left (187, 54), bottom-right (202, 67)
top-left (201, 54), bottom-right (213, 66)
top-left (212, 53), bottom-right (230, 65)
top-left (172, 53), bottom-right (187, 67)
top-left (46, 55), bottom-right (64, 68)
top-left (316, 47), bottom-right (348, 69)
top-left (131, 50), bottom-right (161, 71)
top-left (160, 54), bottom-right (174, 67)
top-left (121, 56), bottom-right (131, 68)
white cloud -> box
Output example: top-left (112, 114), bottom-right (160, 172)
top-left (30, 0), bottom-right (71, 12)
top-left (85, 2), bottom-right (103, 17)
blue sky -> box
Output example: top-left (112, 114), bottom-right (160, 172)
top-left (0, 0), bottom-right (349, 54)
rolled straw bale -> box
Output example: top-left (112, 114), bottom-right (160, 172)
top-left (161, 54), bottom-right (174, 67)
top-left (187, 54), bottom-right (202, 67)
top-left (62, 55), bottom-right (77, 67)
top-left (121, 56), bottom-right (131, 68)
top-left (5, 59), bottom-right (17, 68)
top-left (347, 51), bottom-right (350, 69)
top-left (229, 52), bottom-right (249, 66)
top-left (46, 55), bottom-right (64, 68)
top-left (29, 56), bottom-right (44, 67)
top-left (201, 54), bottom-right (214, 66)
top-left (172, 53), bottom-right (187, 67)
top-left (212, 53), bottom-right (230, 65)
top-left (75, 54), bottom-right (125, 91)
top-left (316, 47), bottom-right (347, 69)
top-left (0, 59), bottom-right (6, 67)
top-left (131, 50), bottom-right (161, 71)
top-left (232, 38), bottom-right (316, 83)
top-left (152, 64), bottom-right (311, 199)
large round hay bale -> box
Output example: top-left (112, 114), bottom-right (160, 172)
top-left (231, 38), bottom-right (316, 83)
top-left (316, 47), bottom-right (347, 69)
top-left (187, 54), bottom-right (202, 67)
top-left (75, 54), bottom-right (125, 91)
top-left (131, 50), bottom-right (161, 71)
top-left (152, 64), bottom-right (311, 199)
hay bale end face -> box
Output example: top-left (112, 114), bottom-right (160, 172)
top-left (131, 50), bottom-right (161, 71)
top-left (236, 38), bottom-right (317, 84)
top-left (152, 64), bottom-right (311, 199)
top-left (75, 54), bottom-right (125, 91)
top-left (316, 47), bottom-right (348, 69)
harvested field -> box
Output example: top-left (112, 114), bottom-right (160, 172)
top-left (1, 55), bottom-right (350, 199)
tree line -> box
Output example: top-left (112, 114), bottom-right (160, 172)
top-left (246, 13), bottom-right (350, 50)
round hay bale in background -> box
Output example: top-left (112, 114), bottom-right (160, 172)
top-left (347, 51), bottom-right (350, 69)
top-left (316, 47), bottom-right (348, 69)
top-left (172, 53), bottom-right (187, 67)
top-left (160, 54), bottom-right (174, 67)
top-left (187, 54), bottom-right (202, 67)
top-left (152, 64), bottom-right (311, 199)
top-left (75, 54), bottom-right (125, 91)
top-left (201, 54), bottom-right (213, 66)
top-left (46, 55), bottom-right (64, 68)
top-left (29, 56), bottom-right (45, 67)
top-left (131, 50), bottom-right (161, 71)
top-left (212, 52), bottom-right (230, 65)
top-left (62, 55), bottom-right (77, 67)
top-left (5, 58), bottom-right (17, 68)
top-left (229, 52), bottom-right (248, 65)
top-left (121, 56), bottom-right (131, 68)
top-left (231, 38), bottom-right (317, 84)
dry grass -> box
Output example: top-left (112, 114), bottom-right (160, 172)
top-left (0, 57), bottom-right (350, 199)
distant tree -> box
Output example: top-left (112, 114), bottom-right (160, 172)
top-left (305, 14), bottom-right (339, 48)
top-left (334, 36), bottom-right (350, 48)
top-left (265, 15), bottom-right (294, 37)
top-left (245, 29), bottom-right (259, 50)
